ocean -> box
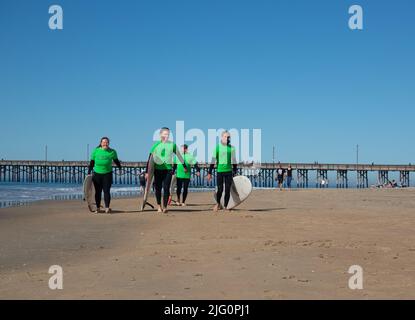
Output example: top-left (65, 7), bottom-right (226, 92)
top-left (0, 183), bottom-right (143, 209)
top-left (0, 182), bottom-right (213, 209)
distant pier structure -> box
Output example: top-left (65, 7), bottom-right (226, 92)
top-left (0, 160), bottom-right (413, 188)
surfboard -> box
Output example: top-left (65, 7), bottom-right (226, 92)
top-left (139, 154), bottom-right (155, 211)
top-left (83, 174), bottom-right (97, 212)
top-left (168, 174), bottom-right (177, 205)
top-left (214, 175), bottom-right (253, 209)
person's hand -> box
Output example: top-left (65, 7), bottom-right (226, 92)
top-left (207, 174), bottom-right (212, 182)
top-left (196, 172), bottom-right (200, 177)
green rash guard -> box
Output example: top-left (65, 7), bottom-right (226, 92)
top-left (213, 144), bottom-right (236, 173)
top-left (91, 147), bottom-right (118, 174)
top-left (150, 141), bottom-right (178, 170)
top-left (175, 153), bottom-right (197, 179)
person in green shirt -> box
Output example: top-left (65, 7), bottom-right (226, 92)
top-left (145, 127), bottom-right (187, 213)
top-left (207, 130), bottom-right (238, 211)
top-left (88, 137), bottom-right (122, 214)
top-left (173, 144), bottom-right (201, 206)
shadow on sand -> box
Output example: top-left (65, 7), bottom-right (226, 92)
top-left (102, 206), bottom-right (286, 214)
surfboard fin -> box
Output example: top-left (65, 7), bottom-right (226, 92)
top-left (140, 201), bottom-right (155, 211)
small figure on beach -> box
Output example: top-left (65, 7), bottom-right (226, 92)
top-left (207, 130), bottom-right (238, 212)
top-left (275, 164), bottom-right (285, 191)
top-left (173, 144), bottom-right (201, 207)
top-left (88, 137), bottom-right (122, 214)
top-left (139, 172), bottom-right (146, 193)
top-left (286, 164), bottom-right (293, 189)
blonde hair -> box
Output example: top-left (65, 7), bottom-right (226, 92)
top-left (160, 127), bottom-right (170, 134)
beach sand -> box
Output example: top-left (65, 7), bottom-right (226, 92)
top-left (1, 188), bottom-right (415, 299)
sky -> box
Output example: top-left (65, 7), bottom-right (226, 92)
top-left (0, 0), bottom-right (414, 164)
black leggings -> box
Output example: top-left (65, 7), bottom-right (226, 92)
top-left (216, 172), bottom-right (233, 207)
top-left (176, 178), bottom-right (190, 203)
top-left (92, 172), bottom-right (112, 208)
top-left (154, 169), bottom-right (172, 207)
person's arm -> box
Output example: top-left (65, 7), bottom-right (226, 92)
top-left (88, 149), bottom-right (95, 174)
top-left (232, 164), bottom-right (238, 176)
top-left (88, 160), bottom-right (95, 175)
top-left (207, 147), bottom-right (218, 181)
top-left (114, 158), bottom-right (122, 170)
top-left (112, 150), bottom-right (122, 170)
top-left (231, 147), bottom-right (238, 176)
top-left (173, 145), bottom-right (188, 171)
top-left (192, 161), bottom-right (201, 176)
top-left (194, 162), bottom-right (201, 173)
top-left (171, 155), bottom-right (178, 174)
top-left (208, 149), bottom-right (217, 175)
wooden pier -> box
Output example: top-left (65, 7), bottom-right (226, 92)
top-left (0, 161), bottom-right (413, 188)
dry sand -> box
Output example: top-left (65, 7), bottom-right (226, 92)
top-left (1, 188), bottom-right (415, 299)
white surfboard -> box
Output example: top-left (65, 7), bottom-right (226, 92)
top-left (214, 175), bottom-right (253, 209)
top-left (83, 174), bottom-right (97, 212)
top-left (168, 174), bottom-right (177, 205)
top-left (140, 154), bottom-right (155, 211)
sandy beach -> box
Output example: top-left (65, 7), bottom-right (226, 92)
top-left (1, 188), bottom-right (415, 299)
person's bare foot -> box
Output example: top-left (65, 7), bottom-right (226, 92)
top-left (157, 206), bottom-right (163, 213)
top-left (213, 204), bottom-right (222, 212)
top-left (181, 203), bottom-right (186, 207)
top-left (163, 208), bottom-right (169, 214)
top-left (104, 208), bottom-right (112, 214)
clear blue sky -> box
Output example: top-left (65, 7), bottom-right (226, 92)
top-left (1, 0), bottom-right (414, 163)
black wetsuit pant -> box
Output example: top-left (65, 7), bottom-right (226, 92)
top-left (216, 172), bottom-right (233, 208)
top-left (92, 172), bottom-right (112, 209)
top-left (154, 169), bottom-right (173, 207)
top-left (176, 178), bottom-right (190, 203)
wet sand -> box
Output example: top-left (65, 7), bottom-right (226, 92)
top-left (1, 188), bottom-right (415, 299)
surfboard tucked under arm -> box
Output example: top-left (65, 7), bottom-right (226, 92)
top-left (214, 175), bottom-right (253, 209)
top-left (83, 174), bottom-right (97, 212)
top-left (140, 154), bottom-right (155, 211)
top-left (168, 174), bottom-right (177, 205)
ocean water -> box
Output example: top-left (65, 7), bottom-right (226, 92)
top-left (0, 183), bottom-right (143, 209)
top-left (0, 182), bottom-right (213, 209)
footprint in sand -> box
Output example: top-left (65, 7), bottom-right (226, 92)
top-left (297, 279), bottom-right (311, 283)
top-left (180, 258), bottom-right (198, 262)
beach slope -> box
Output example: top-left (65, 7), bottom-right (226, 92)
top-left (1, 189), bottom-right (415, 299)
